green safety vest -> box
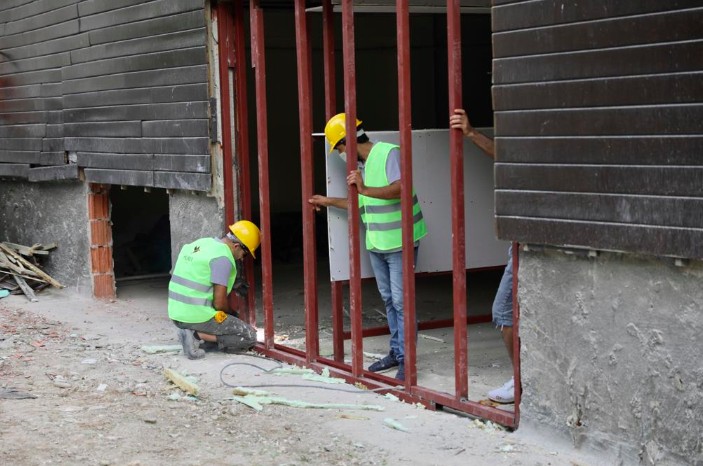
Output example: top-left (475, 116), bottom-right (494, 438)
top-left (167, 237), bottom-right (236, 323)
top-left (359, 142), bottom-right (427, 251)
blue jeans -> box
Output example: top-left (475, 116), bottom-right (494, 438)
top-left (492, 246), bottom-right (513, 328)
top-left (368, 247), bottom-right (418, 363)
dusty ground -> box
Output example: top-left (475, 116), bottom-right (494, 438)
top-left (0, 289), bottom-right (597, 466)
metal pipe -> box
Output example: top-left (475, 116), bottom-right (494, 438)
top-left (250, 0), bottom-right (275, 349)
top-left (512, 242), bottom-right (521, 427)
top-left (323, 0), bottom-right (345, 364)
top-left (294, 0), bottom-right (320, 362)
top-left (396, 0), bottom-right (417, 388)
top-left (341, 0), bottom-right (363, 378)
top-left (215, 4), bottom-right (235, 229)
top-left (232, 0), bottom-right (257, 326)
top-left (447, 0), bottom-right (468, 399)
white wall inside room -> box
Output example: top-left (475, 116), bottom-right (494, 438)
top-left (326, 129), bottom-right (508, 281)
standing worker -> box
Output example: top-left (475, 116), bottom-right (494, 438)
top-left (450, 108), bottom-right (514, 403)
top-left (309, 113), bottom-right (428, 381)
top-left (168, 220), bottom-right (261, 359)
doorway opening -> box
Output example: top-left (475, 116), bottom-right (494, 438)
top-left (110, 187), bottom-right (172, 286)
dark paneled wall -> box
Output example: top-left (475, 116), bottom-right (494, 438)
top-left (0, 0), bottom-right (211, 191)
top-left (492, 1), bottom-right (703, 259)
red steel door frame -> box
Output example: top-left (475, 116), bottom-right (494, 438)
top-left (215, 0), bottom-right (520, 429)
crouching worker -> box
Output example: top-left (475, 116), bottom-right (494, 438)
top-left (168, 220), bottom-right (261, 359)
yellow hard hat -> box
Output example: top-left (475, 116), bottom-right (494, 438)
top-left (229, 220), bottom-right (261, 258)
top-left (324, 113), bottom-right (362, 154)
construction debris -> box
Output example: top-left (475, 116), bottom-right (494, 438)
top-left (383, 417), bottom-right (410, 432)
top-left (141, 344), bottom-right (183, 354)
top-left (163, 368), bottom-right (199, 396)
top-left (419, 333), bottom-right (445, 343)
top-left (232, 394), bottom-right (385, 413)
top-left (0, 242), bottom-right (62, 302)
top-left (231, 388), bottom-right (384, 412)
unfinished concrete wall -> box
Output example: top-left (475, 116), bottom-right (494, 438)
top-left (0, 181), bottom-right (91, 293)
top-left (168, 191), bottom-right (223, 265)
top-left (518, 248), bottom-right (703, 465)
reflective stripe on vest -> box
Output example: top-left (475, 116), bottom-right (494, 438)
top-left (167, 237), bottom-right (236, 324)
top-left (358, 142), bottom-right (428, 251)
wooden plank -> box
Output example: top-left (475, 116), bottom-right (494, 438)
top-left (1, 0), bottom-right (77, 23)
top-left (0, 124), bottom-right (46, 138)
top-left (70, 28), bottom-right (206, 64)
top-left (0, 243), bottom-right (63, 288)
top-left (492, 0), bottom-right (701, 32)
top-left (153, 154), bottom-right (210, 172)
top-left (493, 8), bottom-right (703, 58)
top-left (62, 47), bottom-right (207, 81)
top-left (63, 83), bottom-right (208, 109)
top-left (3, 242), bottom-right (51, 257)
top-left (45, 124), bottom-right (64, 137)
top-left (0, 150), bottom-right (65, 165)
top-left (0, 163), bottom-right (29, 178)
top-left (79, 0), bottom-right (203, 32)
top-left (496, 136), bottom-right (703, 165)
top-left (496, 191), bottom-right (703, 229)
top-left (0, 0), bottom-right (35, 13)
top-left (153, 171), bottom-right (211, 191)
top-left (496, 165), bottom-right (703, 197)
top-left (0, 83), bottom-right (42, 100)
top-left (495, 105), bottom-right (703, 137)
top-left (64, 121), bottom-right (142, 138)
top-left (493, 41), bottom-right (703, 84)
top-left (42, 138), bottom-right (64, 152)
top-left (3, 33), bottom-right (90, 62)
top-left (40, 83), bottom-right (63, 98)
top-left (495, 216), bottom-right (703, 260)
top-left (64, 137), bottom-right (209, 155)
top-left (0, 138), bottom-right (42, 151)
top-left (13, 275), bottom-right (38, 302)
top-left (78, 0), bottom-right (148, 17)
top-left (63, 101), bottom-right (208, 123)
top-left (0, 250), bottom-right (37, 277)
top-left (87, 10), bottom-right (206, 46)
top-left (60, 64), bottom-right (207, 94)
top-left (76, 152), bottom-right (154, 170)
top-left (0, 97), bottom-right (62, 113)
top-left (3, 70), bottom-right (62, 89)
top-left (493, 72), bottom-right (703, 111)
top-left (4, 5), bottom-right (78, 36)
top-left (28, 164), bottom-right (79, 182)
top-left (142, 119), bottom-right (209, 137)
top-left (0, 52), bottom-right (71, 76)
top-left (84, 168), bottom-right (154, 187)
top-left (0, 19), bottom-right (79, 50)
top-left (0, 110), bottom-right (56, 124)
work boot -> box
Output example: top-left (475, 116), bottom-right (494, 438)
top-left (395, 362), bottom-right (405, 381)
top-left (488, 377), bottom-right (515, 403)
top-left (177, 328), bottom-right (205, 360)
top-left (368, 352), bottom-right (399, 372)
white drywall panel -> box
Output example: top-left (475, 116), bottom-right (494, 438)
top-left (325, 129), bottom-right (509, 281)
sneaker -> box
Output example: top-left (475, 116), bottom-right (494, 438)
top-left (368, 352), bottom-right (399, 372)
top-left (395, 362), bottom-right (405, 381)
top-left (177, 328), bottom-right (205, 360)
top-left (488, 377), bottom-right (515, 403)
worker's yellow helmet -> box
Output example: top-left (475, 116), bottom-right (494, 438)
top-left (324, 113), bottom-right (362, 154)
top-left (228, 220), bottom-right (261, 259)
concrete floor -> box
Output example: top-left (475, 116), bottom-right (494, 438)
top-left (116, 258), bottom-right (514, 411)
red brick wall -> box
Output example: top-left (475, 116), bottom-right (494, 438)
top-left (88, 184), bottom-right (115, 299)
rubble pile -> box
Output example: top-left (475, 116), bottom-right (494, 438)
top-left (0, 242), bottom-right (63, 302)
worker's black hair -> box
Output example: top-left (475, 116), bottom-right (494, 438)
top-left (356, 125), bottom-right (369, 144)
